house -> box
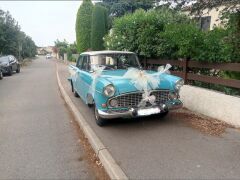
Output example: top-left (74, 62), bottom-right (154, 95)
top-left (37, 46), bottom-right (57, 58)
top-left (183, 4), bottom-right (239, 31)
top-left (37, 48), bottom-right (48, 55)
top-left (194, 6), bottom-right (226, 30)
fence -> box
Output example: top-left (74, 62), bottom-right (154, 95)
top-left (141, 59), bottom-right (240, 89)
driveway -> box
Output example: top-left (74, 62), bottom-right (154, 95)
top-left (58, 60), bottom-right (240, 179)
top-left (0, 57), bottom-right (95, 179)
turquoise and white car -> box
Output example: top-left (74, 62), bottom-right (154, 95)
top-left (68, 51), bottom-right (183, 126)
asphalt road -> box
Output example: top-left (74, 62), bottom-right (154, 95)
top-left (0, 57), bottom-right (95, 179)
top-left (58, 61), bottom-right (240, 179)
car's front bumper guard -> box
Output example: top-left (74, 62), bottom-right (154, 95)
top-left (98, 99), bottom-right (183, 119)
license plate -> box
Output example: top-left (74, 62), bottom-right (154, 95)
top-left (137, 107), bottom-right (160, 116)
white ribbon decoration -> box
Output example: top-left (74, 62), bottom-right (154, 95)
top-left (69, 66), bottom-right (77, 82)
top-left (123, 64), bottom-right (172, 107)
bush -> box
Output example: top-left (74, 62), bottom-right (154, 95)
top-left (192, 28), bottom-right (236, 63)
top-left (76, 0), bottom-right (93, 53)
top-left (104, 8), bottom-right (191, 58)
top-left (158, 23), bottom-right (204, 59)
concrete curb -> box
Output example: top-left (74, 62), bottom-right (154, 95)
top-left (56, 63), bottom-right (128, 180)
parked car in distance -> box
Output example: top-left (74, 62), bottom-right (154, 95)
top-left (68, 51), bottom-right (184, 126)
top-left (46, 54), bottom-right (52, 59)
top-left (0, 55), bottom-right (20, 76)
top-left (0, 67), bottom-right (3, 80)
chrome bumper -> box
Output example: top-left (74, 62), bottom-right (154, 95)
top-left (98, 100), bottom-right (183, 119)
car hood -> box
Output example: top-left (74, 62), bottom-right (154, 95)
top-left (0, 62), bottom-right (8, 66)
top-left (99, 69), bottom-right (177, 94)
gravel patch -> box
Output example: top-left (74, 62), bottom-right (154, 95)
top-left (171, 108), bottom-right (233, 136)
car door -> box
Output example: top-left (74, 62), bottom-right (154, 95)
top-left (80, 55), bottom-right (92, 102)
top-left (9, 56), bottom-right (17, 71)
top-left (74, 55), bottom-right (84, 98)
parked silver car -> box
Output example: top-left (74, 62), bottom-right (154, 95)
top-left (0, 55), bottom-right (20, 76)
top-left (46, 54), bottom-right (52, 59)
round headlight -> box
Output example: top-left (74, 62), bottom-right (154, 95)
top-left (103, 84), bottom-right (115, 97)
top-left (168, 92), bottom-right (178, 100)
top-left (109, 99), bottom-right (118, 107)
top-left (175, 79), bottom-right (184, 91)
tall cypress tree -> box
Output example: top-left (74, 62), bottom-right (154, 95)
top-left (90, 5), bottom-right (108, 50)
top-left (75, 0), bottom-right (93, 53)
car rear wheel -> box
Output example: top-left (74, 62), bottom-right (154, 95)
top-left (71, 80), bottom-right (79, 97)
top-left (73, 87), bottom-right (79, 97)
top-left (158, 111), bottom-right (169, 118)
top-left (94, 105), bottom-right (107, 127)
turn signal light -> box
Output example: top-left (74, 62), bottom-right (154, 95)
top-left (101, 103), bottom-right (107, 108)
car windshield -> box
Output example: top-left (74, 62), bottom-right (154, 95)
top-left (0, 57), bottom-right (9, 63)
top-left (89, 53), bottom-right (141, 70)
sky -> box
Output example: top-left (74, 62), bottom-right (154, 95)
top-left (0, 1), bottom-right (86, 47)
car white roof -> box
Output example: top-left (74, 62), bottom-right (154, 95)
top-left (80, 50), bottom-right (135, 56)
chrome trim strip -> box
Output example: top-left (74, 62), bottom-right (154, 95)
top-left (107, 89), bottom-right (170, 108)
top-left (98, 100), bottom-right (183, 119)
top-left (108, 89), bottom-right (169, 100)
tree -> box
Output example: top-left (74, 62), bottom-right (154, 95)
top-left (75, 0), bottom-right (93, 53)
top-left (21, 35), bottom-right (37, 58)
top-left (91, 5), bottom-right (108, 50)
top-left (54, 39), bottom-right (68, 58)
top-left (0, 9), bottom-right (36, 59)
top-left (54, 40), bottom-right (78, 61)
top-left (99, 0), bottom-right (155, 17)
top-left (104, 8), bottom-right (191, 58)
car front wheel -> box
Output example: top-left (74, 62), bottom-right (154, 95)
top-left (8, 68), bottom-right (12, 76)
top-left (94, 105), bottom-right (106, 126)
top-left (16, 66), bottom-right (20, 73)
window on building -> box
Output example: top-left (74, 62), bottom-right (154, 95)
top-left (194, 16), bottom-right (211, 31)
top-left (200, 16), bottom-right (211, 31)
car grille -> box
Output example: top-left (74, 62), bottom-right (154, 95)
top-left (108, 90), bottom-right (169, 108)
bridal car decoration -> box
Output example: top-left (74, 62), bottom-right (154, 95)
top-left (68, 51), bottom-right (184, 126)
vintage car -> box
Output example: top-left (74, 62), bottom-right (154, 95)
top-left (68, 51), bottom-right (184, 126)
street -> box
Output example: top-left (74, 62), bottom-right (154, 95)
top-left (57, 60), bottom-right (240, 179)
top-left (1, 57), bottom-right (240, 179)
top-left (0, 57), bottom-right (96, 179)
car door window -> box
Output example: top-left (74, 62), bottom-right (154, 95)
top-left (13, 56), bottom-right (16, 63)
top-left (9, 56), bottom-right (13, 63)
top-left (81, 56), bottom-right (90, 71)
top-left (76, 55), bottom-right (83, 69)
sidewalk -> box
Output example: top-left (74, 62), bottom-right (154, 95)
top-left (57, 60), bottom-right (240, 179)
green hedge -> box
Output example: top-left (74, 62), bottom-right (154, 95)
top-left (76, 0), bottom-right (93, 53)
top-left (91, 5), bottom-right (108, 50)
top-left (104, 8), bottom-right (240, 63)
top-left (104, 8), bottom-right (240, 95)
